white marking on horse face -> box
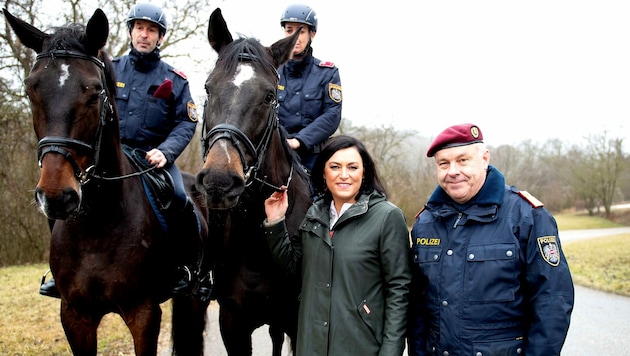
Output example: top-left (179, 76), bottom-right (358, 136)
top-left (219, 140), bottom-right (231, 163)
top-left (233, 64), bottom-right (254, 87)
top-left (58, 64), bottom-right (70, 88)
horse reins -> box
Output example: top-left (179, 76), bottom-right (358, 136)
top-left (201, 53), bottom-right (293, 192)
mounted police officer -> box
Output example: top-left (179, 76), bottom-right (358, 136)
top-left (40, 3), bottom-right (204, 299)
top-left (278, 4), bottom-right (342, 173)
top-left (408, 123), bottom-right (575, 355)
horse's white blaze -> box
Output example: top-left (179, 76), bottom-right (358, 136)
top-left (233, 64), bottom-right (254, 87)
top-left (58, 64), bottom-right (70, 88)
top-left (218, 139), bottom-right (231, 163)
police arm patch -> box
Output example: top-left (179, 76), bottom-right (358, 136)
top-left (328, 83), bottom-right (342, 103)
top-left (187, 102), bottom-right (197, 122)
top-left (537, 235), bottom-right (561, 266)
top-left (518, 190), bottom-right (544, 207)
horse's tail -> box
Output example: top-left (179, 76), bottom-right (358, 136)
top-left (171, 296), bottom-right (208, 355)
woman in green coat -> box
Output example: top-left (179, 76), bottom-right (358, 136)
top-left (264, 135), bottom-right (412, 355)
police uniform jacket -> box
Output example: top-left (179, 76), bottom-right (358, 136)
top-left (278, 47), bottom-right (342, 154)
top-left (265, 191), bottom-right (411, 355)
top-left (408, 165), bottom-right (574, 356)
top-left (113, 48), bottom-right (197, 164)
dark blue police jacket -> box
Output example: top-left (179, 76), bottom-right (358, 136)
top-left (408, 165), bottom-right (574, 356)
top-left (112, 48), bottom-right (197, 165)
top-left (278, 48), bottom-right (341, 170)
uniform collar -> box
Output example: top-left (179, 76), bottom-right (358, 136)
top-left (129, 47), bottom-right (161, 72)
top-left (428, 165), bottom-right (505, 211)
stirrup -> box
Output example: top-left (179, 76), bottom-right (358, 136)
top-left (40, 269), bottom-right (52, 286)
top-left (39, 269), bottom-right (61, 298)
top-left (171, 266), bottom-right (194, 296)
top-left (196, 271), bottom-right (215, 303)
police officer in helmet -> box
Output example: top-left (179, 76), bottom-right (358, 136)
top-left (39, 3), bottom-right (208, 300)
top-left (278, 4), bottom-right (342, 173)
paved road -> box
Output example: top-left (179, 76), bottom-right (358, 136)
top-left (162, 227), bottom-right (630, 355)
top-left (559, 227), bottom-right (630, 355)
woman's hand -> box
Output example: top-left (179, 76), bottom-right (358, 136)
top-left (264, 186), bottom-right (289, 222)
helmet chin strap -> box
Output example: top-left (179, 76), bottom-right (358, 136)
top-left (295, 39), bottom-right (312, 58)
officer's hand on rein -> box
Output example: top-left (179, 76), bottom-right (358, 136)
top-left (287, 138), bottom-right (300, 150)
top-left (145, 148), bottom-right (167, 168)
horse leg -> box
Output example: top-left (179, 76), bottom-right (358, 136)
top-left (171, 295), bottom-right (209, 355)
top-left (219, 304), bottom-right (255, 355)
top-left (123, 302), bottom-right (162, 356)
top-left (268, 325), bottom-right (286, 356)
top-left (60, 301), bottom-right (101, 356)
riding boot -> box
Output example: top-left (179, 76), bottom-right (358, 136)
top-left (39, 270), bottom-right (61, 298)
top-left (169, 198), bottom-right (213, 301)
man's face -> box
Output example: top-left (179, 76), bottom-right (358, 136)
top-left (282, 22), bottom-right (315, 57)
top-left (130, 19), bottom-right (163, 54)
top-left (434, 143), bottom-right (489, 204)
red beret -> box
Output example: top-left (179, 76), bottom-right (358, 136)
top-left (426, 123), bottom-right (484, 157)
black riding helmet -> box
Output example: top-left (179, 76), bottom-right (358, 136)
top-left (126, 3), bottom-right (168, 37)
top-left (280, 4), bottom-right (317, 32)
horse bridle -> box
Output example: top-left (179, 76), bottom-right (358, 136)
top-left (200, 53), bottom-right (293, 192)
top-left (34, 49), bottom-right (147, 184)
top-left (35, 50), bottom-right (112, 184)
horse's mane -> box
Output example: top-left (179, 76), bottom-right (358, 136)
top-left (213, 37), bottom-right (277, 81)
top-left (46, 24), bottom-right (117, 96)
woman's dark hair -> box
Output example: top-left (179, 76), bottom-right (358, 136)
top-left (310, 135), bottom-right (388, 201)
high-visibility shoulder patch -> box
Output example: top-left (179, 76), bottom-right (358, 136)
top-left (518, 190), bottom-right (544, 208)
top-left (173, 68), bottom-right (187, 79)
top-left (319, 61), bottom-right (335, 68)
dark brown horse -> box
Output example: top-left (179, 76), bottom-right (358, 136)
top-left (3, 8), bottom-right (210, 355)
top-left (195, 8), bottom-right (312, 356)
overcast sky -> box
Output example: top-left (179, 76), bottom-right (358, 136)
top-left (33, 0), bottom-right (626, 147)
top-left (180, 0), bottom-right (629, 148)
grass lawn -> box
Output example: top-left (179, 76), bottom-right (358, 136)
top-left (0, 212), bottom-right (627, 354)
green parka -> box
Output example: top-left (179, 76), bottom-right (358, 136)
top-left (264, 191), bottom-right (412, 355)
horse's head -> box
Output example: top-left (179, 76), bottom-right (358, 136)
top-left (3, 8), bottom-right (117, 219)
top-left (196, 8), bottom-right (299, 209)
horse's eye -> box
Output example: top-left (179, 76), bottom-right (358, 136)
top-left (264, 92), bottom-right (276, 105)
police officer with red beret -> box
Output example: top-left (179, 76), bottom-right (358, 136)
top-left (408, 123), bottom-right (574, 355)
top-left (278, 4), bottom-right (342, 173)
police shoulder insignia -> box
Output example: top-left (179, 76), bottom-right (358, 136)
top-left (187, 102), bottom-right (197, 122)
top-left (173, 68), bottom-right (187, 79)
top-left (414, 207), bottom-right (426, 219)
top-left (319, 61), bottom-right (335, 68)
top-left (537, 235), bottom-right (561, 266)
top-left (328, 83), bottom-right (342, 103)
top-left (116, 81), bottom-right (125, 88)
top-left (518, 190), bottom-right (544, 208)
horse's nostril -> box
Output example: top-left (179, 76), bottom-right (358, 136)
top-left (35, 186), bottom-right (80, 220)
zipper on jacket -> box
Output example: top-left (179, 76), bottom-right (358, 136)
top-left (453, 212), bottom-right (463, 228)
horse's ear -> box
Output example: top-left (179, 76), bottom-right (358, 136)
top-left (268, 26), bottom-right (300, 68)
top-left (208, 8), bottom-right (233, 53)
top-left (2, 8), bottom-right (48, 53)
top-left (85, 8), bottom-right (109, 53)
